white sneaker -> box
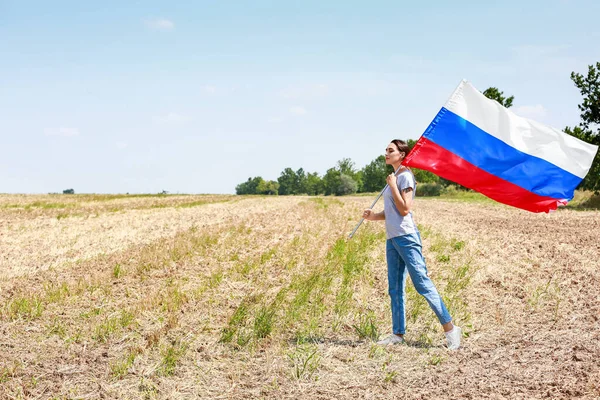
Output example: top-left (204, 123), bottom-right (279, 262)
top-left (376, 334), bottom-right (404, 346)
top-left (445, 326), bottom-right (462, 350)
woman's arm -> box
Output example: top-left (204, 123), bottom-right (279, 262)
top-left (363, 209), bottom-right (385, 221)
top-left (387, 173), bottom-right (413, 216)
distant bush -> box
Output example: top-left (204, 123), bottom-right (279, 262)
top-left (62, 189), bottom-right (75, 194)
top-left (236, 177), bottom-right (279, 195)
top-left (569, 191), bottom-right (600, 209)
top-left (416, 183), bottom-right (442, 197)
top-left (412, 168), bottom-right (439, 184)
top-left (440, 185), bottom-right (462, 196)
top-left (336, 174), bottom-right (358, 196)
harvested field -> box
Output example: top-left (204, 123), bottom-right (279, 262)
top-left (0, 194), bottom-right (599, 399)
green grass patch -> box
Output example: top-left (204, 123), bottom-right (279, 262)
top-left (219, 297), bottom-right (254, 345)
top-left (159, 340), bottom-right (188, 376)
top-left (253, 304), bottom-right (277, 340)
top-left (177, 199), bottom-right (232, 208)
top-left (436, 254), bottom-right (451, 263)
top-left (441, 261), bottom-right (474, 331)
top-left (4, 201), bottom-right (73, 210)
top-left (0, 361), bottom-right (20, 384)
top-left (438, 191), bottom-right (495, 204)
top-left (111, 347), bottom-right (143, 379)
top-left (5, 295), bottom-right (44, 320)
top-left (406, 226), bottom-right (475, 341)
top-left (157, 283), bottom-right (189, 314)
top-left (288, 343), bottom-right (321, 380)
top-left (44, 281), bottom-right (70, 303)
top-left (307, 197), bottom-right (343, 209)
top-left (62, 193), bottom-right (178, 202)
top-left (46, 318), bottom-right (67, 339)
top-left (27, 201), bottom-right (71, 209)
top-left (113, 264), bottom-right (123, 279)
top-left (217, 223), bottom-right (383, 350)
top-left (353, 310), bottom-right (380, 341)
top-left (92, 310), bottom-right (136, 342)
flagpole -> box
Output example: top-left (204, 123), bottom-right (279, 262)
top-left (348, 165), bottom-right (402, 239)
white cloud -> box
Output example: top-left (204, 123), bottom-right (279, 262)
top-left (513, 104), bottom-right (548, 121)
top-left (289, 106), bottom-right (307, 116)
top-left (145, 18), bottom-right (175, 31)
top-left (116, 141), bottom-right (128, 150)
top-left (280, 84), bottom-right (329, 99)
top-left (44, 127), bottom-right (79, 137)
top-left (153, 112), bottom-right (190, 123)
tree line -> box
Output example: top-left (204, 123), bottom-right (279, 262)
top-left (235, 140), bottom-right (442, 196)
top-left (236, 62), bottom-right (600, 196)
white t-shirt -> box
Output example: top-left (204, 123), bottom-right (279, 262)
top-left (383, 169), bottom-right (418, 239)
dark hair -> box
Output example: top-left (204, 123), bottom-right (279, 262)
top-left (390, 139), bottom-right (409, 156)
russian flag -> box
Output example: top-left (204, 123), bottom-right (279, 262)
top-left (403, 80), bottom-right (599, 213)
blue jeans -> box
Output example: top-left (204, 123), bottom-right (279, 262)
top-left (386, 232), bottom-right (452, 335)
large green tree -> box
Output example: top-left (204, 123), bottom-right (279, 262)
top-left (277, 168), bottom-right (297, 195)
top-left (571, 63), bottom-right (600, 131)
top-left (304, 172), bottom-right (324, 195)
top-left (235, 177), bottom-right (279, 195)
top-left (235, 177), bottom-right (264, 195)
top-left (361, 155), bottom-right (392, 192)
top-left (322, 167), bottom-right (341, 196)
top-left (565, 62), bottom-right (600, 192)
top-left (482, 87), bottom-right (514, 108)
top-left (336, 158), bottom-right (358, 178)
top-left (296, 168), bottom-right (308, 194)
top-left (277, 168), bottom-right (305, 195)
top-left (322, 158), bottom-right (363, 195)
top-left (257, 179), bottom-right (279, 195)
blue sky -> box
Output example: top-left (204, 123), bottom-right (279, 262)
top-left (1, 0), bottom-right (599, 194)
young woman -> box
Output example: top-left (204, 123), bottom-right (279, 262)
top-left (362, 139), bottom-right (461, 350)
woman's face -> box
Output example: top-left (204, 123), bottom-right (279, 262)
top-left (385, 142), bottom-right (404, 165)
